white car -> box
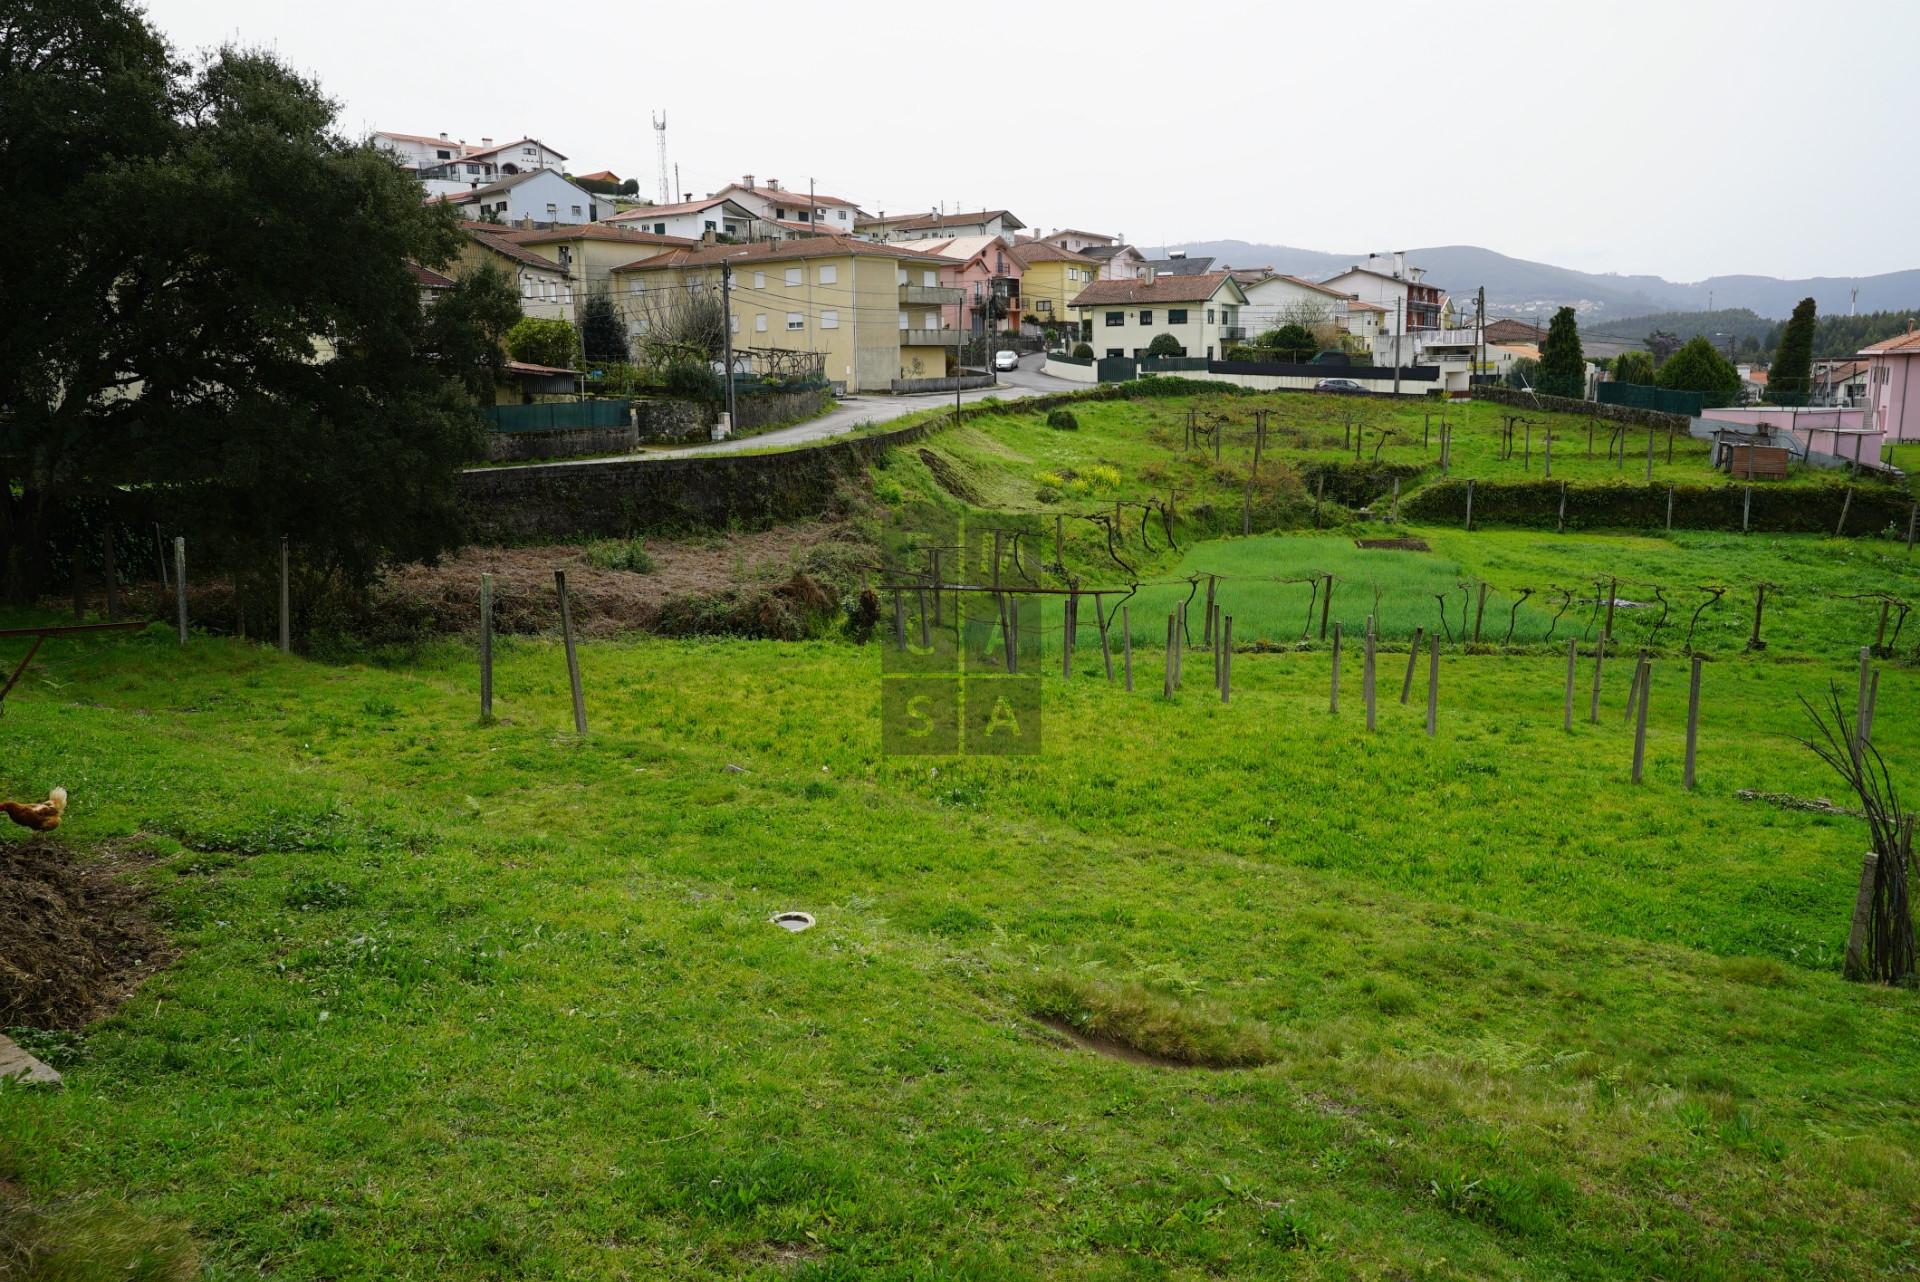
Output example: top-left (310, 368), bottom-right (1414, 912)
top-left (993, 349), bottom-right (1019, 372)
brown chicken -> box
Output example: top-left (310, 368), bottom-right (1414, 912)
top-left (2, 787), bottom-right (67, 832)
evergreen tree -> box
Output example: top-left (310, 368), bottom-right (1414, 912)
top-left (1257, 323), bottom-right (1317, 361)
top-left (1145, 333), bottom-right (1184, 358)
top-left (580, 290), bottom-right (628, 363)
top-left (1610, 350), bottom-right (1656, 385)
top-left (1654, 337), bottom-right (1742, 407)
top-left (1537, 306), bottom-right (1586, 398)
top-left (1769, 297), bottom-right (1816, 406)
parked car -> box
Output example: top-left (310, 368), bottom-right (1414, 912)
top-left (1314, 378), bottom-right (1365, 394)
top-left (993, 350), bottom-right (1019, 372)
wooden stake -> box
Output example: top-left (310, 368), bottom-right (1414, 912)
top-left (1174, 603), bottom-right (1184, 691)
top-left (1557, 481), bottom-right (1567, 533)
top-left (1603, 578), bottom-right (1617, 647)
top-left (1363, 619), bottom-right (1377, 731)
top-left (1563, 637), bottom-right (1577, 732)
top-left (1625, 650), bottom-right (1648, 724)
top-left (893, 589), bottom-right (906, 649)
top-left (1097, 594), bottom-right (1113, 680)
top-left (173, 536), bottom-right (187, 646)
top-left (1907, 502), bottom-right (1916, 554)
top-left (1425, 634), bottom-right (1439, 736)
top-left (1589, 636), bottom-right (1605, 724)
top-left (1742, 485), bottom-right (1752, 532)
top-left (1666, 485), bottom-right (1675, 531)
top-left (1843, 852), bottom-right (1880, 981)
top-left (479, 573), bottom-right (494, 720)
top-left (1747, 584), bottom-right (1766, 651)
top-left (1221, 615), bottom-right (1233, 704)
top-left (1203, 575), bottom-right (1216, 646)
top-left (1319, 574), bottom-right (1333, 641)
top-left (1836, 486), bottom-right (1853, 538)
top-left (1329, 621), bottom-right (1342, 714)
top-left (1472, 582), bottom-right (1488, 645)
top-left (1162, 613), bottom-right (1175, 698)
top-left (1401, 626), bottom-right (1423, 704)
top-left (1684, 654), bottom-right (1702, 790)
top-left (555, 570), bottom-right (587, 735)
top-left (1864, 670), bottom-right (1880, 745)
top-left (1122, 606), bottom-right (1133, 691)
top-left (1631, 656), bottom-right (1651, 784)
top-left (1464, 479), bottom-right (1475, 531)
top-left (279, 536), bottom-right (291, 654)
top-left (1854, 646), bottom-right (1872, 761)
top-left (1062, 593), bottom-right (1074, 679)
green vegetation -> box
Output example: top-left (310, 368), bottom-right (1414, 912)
top-left (1537, 306), bottom-right (1585, 399)
top-left (1145, 333), bottom-right (1184, 358)
top-left (580, 290), bottom-right (629, 364)
top-left (1258, 323), bottom-right (1317, 362)
top-left (1771, 297), bottom-right (1817, 406)
top-left (1656, 336), bottom-right (1743, 406)
top-left (1045, 409), bottom-right (1079, 431)
top-left (3, 598), bottom-right (1919, 1277)
top-left (507, 315), bottom-right (580, 369)
top-left (1610, 349), bottom-right (1656, 385)
top-left (582, 539), bottom-right (658, 574)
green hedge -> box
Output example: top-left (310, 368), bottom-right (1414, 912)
top-left (1299, 460), bottom-right (1427, 508)
top-left (1402, 478), bottom-right (1910, 536)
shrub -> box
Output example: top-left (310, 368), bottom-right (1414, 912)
top-left (1047, 409), bottom-right (1079, 431)
top-left (1072, 342), bottom-right (1094, 359)
top-left (1656, 337), bottom-right (1743, 408)
top-left (1144, 333), bottom-right (1184, 358)
top-left (1083, 464), bottom-right (1121, 490)
top-left (506, 316), bottom-right (577, 369)
top-left (582, 540), bottom-right (656, 573)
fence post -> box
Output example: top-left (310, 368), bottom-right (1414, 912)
top-left (1203, 575), bottom-right (1216, 646)
top-left (1908, 502), bottom-right (1917, 555)
top-left (1843, 852), bottom-right (1880, 981)
top-left (893, 590), bottom-right (906, 650)
top-left (1684, 654), bottom-right (1702, 790)
top-left (1588, 636), bottom-right (1605, 724)
top-left (1122, 606), bottom-right (1133, 692)
top-left (1425, 634), bottom-right (1439, 737)
top-left (1563, 637), bottom-right (1577, 732)
top-left (555, 570), bottom-right (587, 735)
top-left (1319, 574), bottom-right (1333, 641)
top-left (479, 573), bottom-right (494, 721)
top-left (1835, 486), bottom-right (1853, 538)
top-left (1162, 613), bottom-right (1175, 698)
top-left (1221, 615), bottom-right (1233, 704)
top-left (1603, 578), bottom-right (1617, 649)
top-left (1747, 584), bottom-right (1767, 652)
top-left (1390, 476), bottom-right (1401, 523)
top-left (1464, 479), bottom-right (1475, 531)
top-left (1472, 582), bottom-right (1487, 645)
top-left (1631, 658), bottom-right (1651, 783)
top-left (1097, 594), bottom-right (1114, 680)
top-left (1401, 626), bottom-right (1423, 704)
top-left (1364, 619), bottom-right (1377, 732)
top-left (1666, 485), bottom-right (1675, 532)
top-left (173, 536), bottom-right (187, 646)
top-left (1329, 621), bottom-right (1342, 714)
top-left (1557, 481), bottom-right (1567, 534)
top-left (1742, 485), bottom-right (1752, 532)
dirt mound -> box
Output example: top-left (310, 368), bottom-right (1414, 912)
top-left (0, 840), bottom-right (173, 1030)
top-left (917, 448), bottom-right (982, 504)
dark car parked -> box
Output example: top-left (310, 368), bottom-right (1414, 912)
top-left (1313, 378), bottom-right (1366, 394)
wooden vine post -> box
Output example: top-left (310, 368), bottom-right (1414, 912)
top-left (555, 569), bottom-right (587, 735)
top-left (1684, 654), bottom-right (1702, 790)
top-left (1401, 626), bottom-right (1424, 704)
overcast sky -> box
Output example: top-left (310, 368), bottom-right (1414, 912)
top-left (143, 0), bottom-right (1916, 283)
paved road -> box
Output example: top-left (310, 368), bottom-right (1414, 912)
top-left (477, 356), bottom-right (1083, 471)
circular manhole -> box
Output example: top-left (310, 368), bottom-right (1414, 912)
top-left (770, 911), bottom-right (815, 933)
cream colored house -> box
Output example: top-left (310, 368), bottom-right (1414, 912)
top-left (457, 225), bottom-right (575, 320)
top-left (496, 224), bottom-right (697, 320)
top-left (610, 235), bottom-right (963, 391)
top-left (1070, 272), bottom-right (1250, 360)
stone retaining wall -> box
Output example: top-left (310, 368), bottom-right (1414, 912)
top-left (1474, 384), bottom-right (1692, 431)
top-left (633, 388), bottom-right (830, 444)
top-left (482, 424), bottom-right (640, 462)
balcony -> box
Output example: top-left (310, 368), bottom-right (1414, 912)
top-left (900, 328), bottom-right (963, 346)
top-left (900, 284), bottom-right (964, 305)
top-left (1220, 325), bottom-right (1248, 342)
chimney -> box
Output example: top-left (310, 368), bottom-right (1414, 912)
top-left (702, 229), bottom-right (716, 245)
top-left (1394, 250), bottom-right (1407, 279)
top-left (1168, 250), bottom-right (1186, 260)
top-left (438, 132), bottom-right (449, 140)
top-left (481, 136), bottom-right (493, 148)
top-left (767, 178), bottom-right (781, 191)
top-left (742, 174), bottom-right (755, 189)
top-left (683, 192), bottom-right (692, 202)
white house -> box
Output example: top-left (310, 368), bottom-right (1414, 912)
top-left (604, 196), bottom-right (756, 240)
top-left (1320, 253), bottom-right (1444, 335)
top-left (1070, 272), bottom-right (1250, 360)
top-left (443, 170), bottom-right (601, 226)
top-left (712, 175), bottom-right (865, 238)
top-left (1080, 243), bottom-right (1148, 282)
top-left (1238, 273), bottom-right (1352, 333)
top-left (1041, 228), bottom-right (1120, 254)
top-left (856, 209), bottom-right (1026, 242)
top-left (375, 132), bottom-right (570, 199)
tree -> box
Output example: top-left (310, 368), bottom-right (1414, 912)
top-left (1655, 336), bottom-right (1742, 407)
top-left (1, 0), bottom-right (495, 602)
top-left (507, 317), bottom-right (579, 369)
top-left (1258, 323), bottom-right (1317, 362)
top-left (1072, 342), bottom-right (1094, 359)
top-left (1145, 333), bottom-right (1184, 358)
top-left (1535, 306), bottom-right (1586, 399)
top-left (1610, 350), bottom-right (1657, 385)
top-left (424, 263), bottom-right (522, 401)
top-left (1769, 297), bottom-right (1816, 406)
top-left (1505, 356), bottom-right (1540, 389)
top-left (1645, 329), bottom-right (1683, 366)
top-left (580, 290), bottom-right (628, 363)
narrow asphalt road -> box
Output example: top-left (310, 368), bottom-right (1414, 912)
top-left (475, 355), bottom-right (1083, 471)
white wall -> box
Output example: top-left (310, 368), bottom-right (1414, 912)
top-left (1077, 292), bottom-right (1242, 359)
top-left (1041, 357), bottom-right (1097, 384)
top-left (459, 170), bottom-right (598, 225)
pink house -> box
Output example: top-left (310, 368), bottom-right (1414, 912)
top-left (1861, 328), bottom-right (1920, 440)
top-left (902, 235), bottom-right (1022, 336)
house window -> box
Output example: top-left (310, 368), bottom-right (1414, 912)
top-left (1105, 312), bottom-right (1124, 326)
top-left (1037, 299), bottom-right (1052, 313)
top-left (898, 311), bottom-right (909, 331)
top-left (786, 312), bottom-right (804, 330)
top-left (785, 268), bottom-right (802, 286)
top-left (522, 279), bottom-right (533, 298)
top-left (821, 310), bottom-right (839, 329)
top-left (704, 220), bottom-right (716, 232)
top-left (628, 278), bottom-right (642, 294)
top-left (1169, 309), bottom-right (1188, 324)
top-left (522, 145), bottom-right (535, 155)
top-left (755, 314), bottom-right (768, 332)
top-left (1207, 308), bottom-right (1215, 324)
top-left (898, 268), bottom-right (909, 285)
top-left (654, 223), bottom-right (666, 235)
top-left (436, 149), bottom-right (452, 160)
top-left (1139, 310), bottom-right (1153, 325)
top-left (1107, 348), bottom-right (1124, 358)
top-left (923, 312), bottom-right (939, 329)
top-left (798, 210), bottom-right (810, 221)
top-left (465, 163), bottom-right (480, 174)
top-left (570, 205), bottom-right (582, 217)
top-left (818, 265), bottom-right (837, 284)
top-left (835, 209), bottom-right (848, 221)
top-left (923, 270), bottom-right (937, 287)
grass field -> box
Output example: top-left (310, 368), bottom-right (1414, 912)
top-left (3, 610), bottom-right (1919, 1279)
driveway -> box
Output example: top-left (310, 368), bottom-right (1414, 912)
top-left (474, 356), bottom-right (1086, 472)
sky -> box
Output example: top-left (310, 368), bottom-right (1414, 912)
top-left (140, 0), bottom-right (1919, 284)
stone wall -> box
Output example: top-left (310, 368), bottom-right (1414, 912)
top-left (632, 388), bottom-right (829, 444)
top-left (890, 374), bottom-right (996, 394)
top-left (461, 414), bottom-right (940, 542)
top-left (1474, 384), bottom-right (1691, 431)
top-left (482, 424), bottom-right (638, 463)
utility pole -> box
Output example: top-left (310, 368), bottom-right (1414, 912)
top-left (721, 262), bottom-right (737, 433)
top-left (1476, 286), bottom-right (1485, 393)
top-left (1393, 298), bottom-right (1402, 396)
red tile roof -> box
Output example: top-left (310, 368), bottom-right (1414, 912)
top-left (574, 170), bottom-right (620, 183)
top-left (721, 182), bottom-right (860, 208)
top-left (1006, 241), bottom-right (1097, 267)
top-left (499, 225), bottom-right (696, 247)
top-left (858, 208), bottom-right (1024, 233)
top-left (464, 226), bottom-right (572, 275)
top-left (1069, 272), bottom-right (1241, 307)
top-left (1861, 329), bottom-right (1920, 356)
top-left (410, 263), bottom-right (457, 289)
top-left (611, 233), bottom-right (958, 274)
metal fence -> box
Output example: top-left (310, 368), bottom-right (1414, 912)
top-left (1598, 382), bottom-right (1706, 418)
top-left (483, 400), bottom-right (630, 433)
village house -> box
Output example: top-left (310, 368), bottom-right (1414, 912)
top-left (375, 132), bottom-right (570, 198)
top-left (712, 175), bottom-right (866, 238)
top-left (1040, 229), bottom-right (1120, 254)
top-left (1006, 241), bottom-right (1099, 330)
top-left (1813, 358), bottom-right (1870, 407)
top-left (900, 235), bottom-right (1022, 336)
top-left (1861, 328), bottom-right (1920, 439)
top-left (1081, 243), bottom-right (1148, 282)
top-left (610, 235), bottom-right (964, 392)
top-left (858, 209), bottom-right (1026, 243)
top-left (456, 225), bottom-right (574, 321)
top-left (1070, 271), bottom-right (1250, 359)
top-left (496, 225), bottom-right (699, 320)
top-left (604, 196), bottom-right (757, 240)
top-left (441, 170), bottom-right (602, 226)
top-left (1321, 253), bottom-right (1443, 334)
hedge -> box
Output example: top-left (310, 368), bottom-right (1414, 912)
top-left (1401, 478), bottom-right (1911, 536)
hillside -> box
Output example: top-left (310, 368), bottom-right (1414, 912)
top-left (1147, 239), bottom-right (1920, 322)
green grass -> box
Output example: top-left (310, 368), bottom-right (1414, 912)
top-left (2, 612), bottom-right (1919, 1278)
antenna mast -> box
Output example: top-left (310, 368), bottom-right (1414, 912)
top-left (651, 111), bottom-right (669, 204)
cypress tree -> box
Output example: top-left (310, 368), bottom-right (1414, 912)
top-left (1538, 306), bottom-right (1586, 399)
top-left (1769, 297), bottom-right (1816, 406)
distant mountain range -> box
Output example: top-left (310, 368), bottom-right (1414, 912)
top-left (1142, 240), bottom-right (1920, 323)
